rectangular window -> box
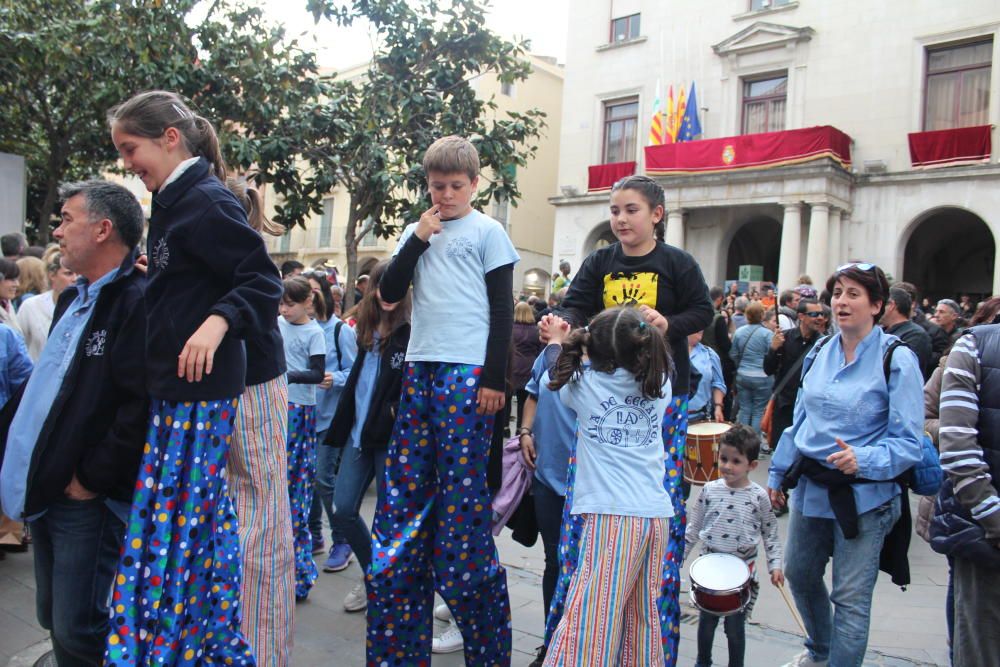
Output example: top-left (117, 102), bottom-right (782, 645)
top-left (750, 0), bottom-right (791, 10)
top-left (318, 198), bottom-right (334, 247)
top-left (491, 193), bottom-right (510, 231)
top-left (501, 81), bottom-right (515, 97)
top-left (924, 39), bottom-right (993, 131)
top-left (610, 13), bottom-right (640, 44)
top-left (279, 229), bottom-right (291, 252)
top-left (360, 220), bottom-right (378, 247)
top-left (602, 97), bottom-right (639, 164)
top-left (741, 74), bottom-right (787, 135)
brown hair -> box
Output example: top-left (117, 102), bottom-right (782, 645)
top-left (971, 297), bottom-right (1000, 326)
top-left (825, 263), bottom-right (890, 322)
top-left (548, 306), bottom-right (672, 399)
top-left (745, 301), bottom-right (765, 324)
top-left (226, 177), bottom-right (284, 236)
top-left (514, 301), bottom-right (535, 324)
top-left (354, 260), bottom-right (411, 353)
top-left (422, 135), bottom-right (479, 181)
top-left (108, 91), bottom-right (228, 181)
top-left (283, 276), bottom-right (325, 320)
top-left (16, 257), bottom-right (46, 297)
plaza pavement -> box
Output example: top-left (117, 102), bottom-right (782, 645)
top-left (1, 463), bottom-right (950, 666)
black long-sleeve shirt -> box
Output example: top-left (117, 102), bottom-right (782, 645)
top-left (556, 242), bottom-right (714, 395)
top-left (763, 326), bottom-right (821, 409)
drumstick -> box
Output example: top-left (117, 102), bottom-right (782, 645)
top-left (777, 583), bottom-right (809, 638)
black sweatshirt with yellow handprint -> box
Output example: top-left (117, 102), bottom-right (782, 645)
top-left (557, 242), bottom-right (714, 395)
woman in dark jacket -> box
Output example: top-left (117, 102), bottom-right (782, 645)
top-left (324, 260), bottom-right (411, 615)
top-left (512, 301), bottom-right (543, 429)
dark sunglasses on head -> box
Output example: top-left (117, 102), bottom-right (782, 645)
top-left (836, 262), bottom-right (876, 272)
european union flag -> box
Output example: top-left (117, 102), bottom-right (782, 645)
top-left (678, 82), bottom-right (702, 142)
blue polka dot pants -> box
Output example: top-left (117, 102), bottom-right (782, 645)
top-left (544, 395), bottom-right (688, 666)
top-left (105, 398), bottom-right (255, 666)
top-left (286, 402), bottom-right (318, 599)
top-left (366, 362), bottom-right (512, 667)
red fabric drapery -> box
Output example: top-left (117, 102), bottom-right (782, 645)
top-left (587, 161), bottom-right (636, 192)
top-left (644, 126), bottom-right (852, 175)
top-left (908, 125), bottom-right (992, 169)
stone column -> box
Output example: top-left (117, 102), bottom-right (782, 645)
top-left (828, 207), bottom-right (843, 275)
top-left (805, 203), bottom-right (830, 286)
top-left (777, 203), bottom-right (802, 291)
top-left (666, 208), bottom-right (685, 250)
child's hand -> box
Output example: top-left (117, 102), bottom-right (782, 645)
top-left (771, 569), bottom-right (785, 587)
top-left (638, 305), bottom-right (668, 335)
top-left (544, 315), bottom-right (571, 345)
top-left (520, 434), bottom-right (537, 470)
top-left (414, 205), bottom-right (443, 242)
top-left (178, 314), bottom-right (229, 382)
top-left (476, 386), bottom-right (505, 415)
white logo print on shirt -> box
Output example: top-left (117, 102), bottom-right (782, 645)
top-left (152, 238), bottom-right (170, 270)
top-left (587, 395), bottom-right (659, 448)
top-left (84, 329), bottom-right (107, 357)
top-left (445, 236), bottom-right (475, 260)
top-left (390, 352), bottom-right (405, 370)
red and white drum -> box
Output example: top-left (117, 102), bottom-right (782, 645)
top-left (688, 553), bottom-right (752, 617)
top-left (684, 421), bottom-right (732, 485)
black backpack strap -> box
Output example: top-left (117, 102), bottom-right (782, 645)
top-left (334, 320), bottom-right (344, 369)
top-left (883, 339), bottom-right (908, 385)
top-left (799, 335), bottom-right (832, 386)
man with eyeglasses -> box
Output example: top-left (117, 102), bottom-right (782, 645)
top-left (880, 287), bottom-right (933, 379)
top-left (764, 298), bottom-right (826, 448)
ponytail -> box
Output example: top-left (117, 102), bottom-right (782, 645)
top-left (547, 327), bottom-right (589, 391)
top-left (226, 177), bottom-right (284, 236)
top-left (109, 91), bottom-right (228, 181)
top-left (628, 321), bottom-right (671, 399)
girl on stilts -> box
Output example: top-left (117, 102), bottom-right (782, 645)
top-left (105, 91), bottom-right (283, 666)
top-left (226, 177), bottom-right (297, 666)
top-left (540, 175), bottom-right (714, 666)
top-left (278, 277), bottom-right (327, 601)
top-left (543, 306), bottom-right (674, 666)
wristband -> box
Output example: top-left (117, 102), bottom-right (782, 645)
top-left (518, 428), bottom-right (533, 437)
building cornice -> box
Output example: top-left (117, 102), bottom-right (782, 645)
top-left (712, 21), bottom-right (815, 56)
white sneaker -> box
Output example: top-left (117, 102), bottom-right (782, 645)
top-left (781, 651), bottom-right (827, 667)
top-left (343, 581), bottom-right (367, 612)
top-left (433, 602), bottom-right (452, 622)
top-left (431, 622), bottom-right (464, 654)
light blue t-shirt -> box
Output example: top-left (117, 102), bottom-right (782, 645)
top-left (315, 316), bottom-right (357, 433)
top-left (560, 367), bottom-right (674, 519)
top-left (394, 209), bottom-right (519, 365)
top-left (525, 344), bottom-right (575, 497)
top-left (278, 317), bottom-right (326, 406)
top-left (689, 343), bottom-right (726, 414)
top-left (349, 333), bottom-right (382, 450)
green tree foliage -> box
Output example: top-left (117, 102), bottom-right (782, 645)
top-left (0, 0), bottom-right (330, 243)
top-left (295, 0), bottom-right (546, 306)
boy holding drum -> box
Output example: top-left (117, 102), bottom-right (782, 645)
top-left (685, 424), bottom-right (784, 667)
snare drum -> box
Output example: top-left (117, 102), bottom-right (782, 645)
top-left (684, 421), bottom-right (732, 485)
top-left (688, 553), bottom-right (752, 617)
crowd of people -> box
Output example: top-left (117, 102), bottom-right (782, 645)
top-left (0, 87), bottom-right (991, 667)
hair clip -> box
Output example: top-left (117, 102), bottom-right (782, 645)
top-left (171, 103), bottom-right (192, 120)
top-left (639, 321), bottom-right (647, 330)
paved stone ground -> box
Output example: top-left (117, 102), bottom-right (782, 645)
top-left (2, 464), bottom-right (950, 666)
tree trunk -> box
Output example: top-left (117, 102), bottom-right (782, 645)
top-left (35, 146), bottom-right (68, 245)
top-left (343, 197), bottom-right (362, 311)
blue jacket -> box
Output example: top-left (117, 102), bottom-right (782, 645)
top-left (145, 158), bottom-right (283, 401)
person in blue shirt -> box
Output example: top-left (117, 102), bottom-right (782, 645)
top-left (767, 263), bottom-right (923, 667)
top-left (278, 277), bottom-right (328, 602)
top-left (305, 272), bottom-right (358, 574)
top-left (730, 301), bottom-right (774, 433)
top-left (687, 329), bottom-right (726, 423)
top-left (517, 342), bottom-right (576, 667)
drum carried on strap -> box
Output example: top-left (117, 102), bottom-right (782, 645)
top-left (684, 421), bottom-right (732, 485)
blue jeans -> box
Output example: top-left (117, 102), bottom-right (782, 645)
top-left (309, 431), bottom-right (346, 545)
top-left (331, 446), bottom-right (385, 571)
top-left (735, 374), bottom-right (773, 433)
top-left (31, 496), bottom-right (125, 666)
top-left (784, 496), bottom-right (901, 666)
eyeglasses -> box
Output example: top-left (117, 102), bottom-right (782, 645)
top-left (803, 312), bottom-right (826, 318)
top-left (836, 262), bottom-right (876, 272)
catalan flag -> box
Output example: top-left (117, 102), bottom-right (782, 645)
top-left (649, 81), bottom-right (666, 146)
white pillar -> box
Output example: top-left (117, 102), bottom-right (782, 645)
top-left (828, 207), bottom-right (843, 276)
top-left (666, 209), bottom-right (685, 250)
top-left (777, 203), bottom-right (802, 291)
top-left (805, 203), bottom-right (830, 286)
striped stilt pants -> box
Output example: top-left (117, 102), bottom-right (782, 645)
top-left (544, 513), bottom-right (668, 667)
top-left (229, 376), bottom-right (296, 666)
